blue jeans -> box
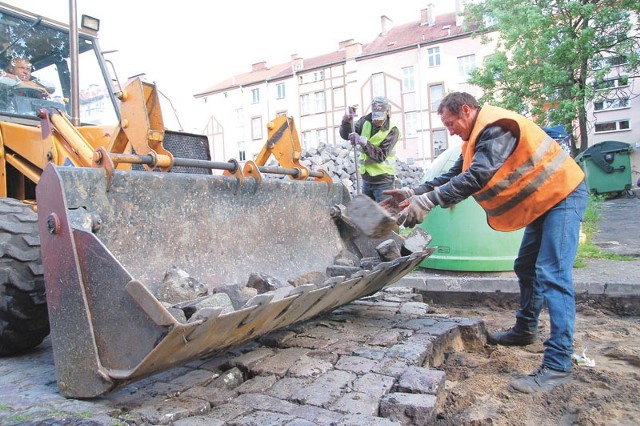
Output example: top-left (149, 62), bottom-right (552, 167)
top-left (362, 179), bottom-right (395, 202)
top-left (513, 182), bottom-right (587, 372)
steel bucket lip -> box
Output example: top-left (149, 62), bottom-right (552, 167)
top-left (106, 250), bottom-right (431, 394)
top-left (37, 164), bottom-right (433, 398)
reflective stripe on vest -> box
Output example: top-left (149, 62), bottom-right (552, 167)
top-left (359, 120), bottom-right (398, 176)
top-left (462, 105), bottom-right (585, 231)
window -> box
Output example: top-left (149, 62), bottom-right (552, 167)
top-left (276, 83), bottom-right (285, 99)
top-left (372, 73), bottom-right (384, 97)
top-left (432, 129), bottom-right (447, 156)
top-left (457, 54), bottom-right (476, 80)
top-left (314, 91), bottom-right (326, 113)
top-left (593, 76), bottom-right (629, 91)
top-left (300, 94), bottom-right (310, 115)
top-left (594, 98), bottom-right (629, 111)
top-left (301, 92), bottom-right (325, 114)
top-left (301, 131), bottom-right (312, 149)
top-left (300, 71), bottom-right (326, 84)
top-left (0, 12), bottom-right (119, 125)
top-left (316, 129), bottom-right (327, 145)
top-left (238, 150), bottom-right (246, 161)
top-left (594, 120), bottom-right (630, 133)
top-left (483, 13), bottom-right (498, 27)
top-left (335, 126), bottom-right (346, 143)
top-left (333, 87), bottom-right (345, 108)
top-left (593, 55), bottom-right (628, 69)
top-left (404, 112), bottom-right (418, 136)
top-left (427, 47), bottom-right (440, 67)
top-left (402, 66), bottom-right (415, 93)
top-left (251, 88), bottom-right (260, 104)
top-left (251, 116), bottom-right (262, 140)
top-left (429, 84), bottom-right (444, 111)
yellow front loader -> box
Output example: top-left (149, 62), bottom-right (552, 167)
top-left (0, 3), bottom-right (433, 398)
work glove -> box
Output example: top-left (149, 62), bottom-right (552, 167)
top-left (343, 106), bottom-right (357, 122)
top-left (348, 132), bottom-right (367, 148)
top-left (397, 192), bottom-right (435, 228)
top-left (380, 187), bottom-right (415, 214)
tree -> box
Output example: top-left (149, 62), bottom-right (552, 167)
top-left (464, 0), bottom-right (640, 154)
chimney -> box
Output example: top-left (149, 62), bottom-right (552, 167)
top-left (455, 0), bottom-right (464, 27)
top-left (421, 4), bottom-right (436, 26)
top-left (345, 42), bottom-right (363, 59)
top-left (380, 15), bottom-right (393, 36)
top-left (251, 61), bottom-right (267, 72)
top-left (339, 39), bottom-right (355, 50)
top-left (291, 54), bottom-right (303, 72)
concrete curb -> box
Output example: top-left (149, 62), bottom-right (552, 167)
top-left (396, 270), bottom-right (640, 298)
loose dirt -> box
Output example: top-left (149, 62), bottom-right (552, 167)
top-left (430, 299), bottom-right (640, 426)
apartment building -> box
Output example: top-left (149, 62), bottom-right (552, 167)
top-left (193, 6), bottom-right (639, 179)
top-left (193, 4), bottom-right (496, 167)
top-left (586, 53), bottom-right (640, 180)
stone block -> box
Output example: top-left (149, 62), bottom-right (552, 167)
top-left (335, 355), bottom-right (378, 375)
top-left (235, 374), bottom-right (277, 394)
top-left (291, 370), bottom-right (357, 407)
top-left (330, 391), bottom-right (380, 416)
top-left (352, 373), bottom-right (396, 398)
top-left (379, 392), bottom-right (438, 426)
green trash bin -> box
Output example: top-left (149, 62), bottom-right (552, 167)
top-left (418, 143), bottom-right (524, 272)
top-left (575, 141), bottom-right (632, 195)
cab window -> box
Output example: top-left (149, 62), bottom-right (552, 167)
top-left (0, 10), bottom-right (117, 125)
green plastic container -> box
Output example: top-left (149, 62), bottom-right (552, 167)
top-left (418, 143), bottom-right (524, 272)
top-left (575, 141), bottom-right (632, 195)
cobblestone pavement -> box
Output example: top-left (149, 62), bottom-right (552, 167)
top-left (0, 287), bottom-right (485, 426)
top-left (3, 195), bottom-right (635, 425)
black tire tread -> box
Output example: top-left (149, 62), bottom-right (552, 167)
top-left (0, 198), bottom-right (49, 355)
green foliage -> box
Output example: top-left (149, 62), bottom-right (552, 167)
top-left (581, 193), bottom-right (603, 234)
top-left (465, 0), bottom-right (640, 152)
top-left (5, 414), bottom-right (35, 423)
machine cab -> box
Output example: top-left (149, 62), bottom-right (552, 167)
top-left (0, 5), bottom-right (119, 126)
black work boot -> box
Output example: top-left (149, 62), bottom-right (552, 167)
top-left (486, 327), bottom-right (537, 346)
top-left (510, 365), bottom-right (571, 393)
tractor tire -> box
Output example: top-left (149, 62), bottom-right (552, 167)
top-left (0, 198), bottom-right (49, 355)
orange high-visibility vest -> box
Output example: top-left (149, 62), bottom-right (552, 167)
top-left (461, 105), bottom-right (584, 231)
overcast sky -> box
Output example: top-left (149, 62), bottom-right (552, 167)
top-left (6, 0), bottom-right (453, 130)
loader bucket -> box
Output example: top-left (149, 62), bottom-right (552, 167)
top-left (36, 164), bottom-right (432, 398)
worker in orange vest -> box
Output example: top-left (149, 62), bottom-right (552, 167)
top-left (383, 91), bottom-right (587, 394)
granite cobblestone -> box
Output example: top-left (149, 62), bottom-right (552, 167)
top-left (0, 288), bottom-right (487, 425)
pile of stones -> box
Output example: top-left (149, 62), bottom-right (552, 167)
top-left (155, 239), bottom-right (412, 323)
top-left (266, 142), bottom-right (427, 195)
top-left (154, 223), bottom-right (432, 323)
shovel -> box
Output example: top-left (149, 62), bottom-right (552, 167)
top-left (349, 104), bottom-right (361, 195)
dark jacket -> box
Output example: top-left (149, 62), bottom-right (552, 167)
top-left (414, 118), bottom-right (518, 206)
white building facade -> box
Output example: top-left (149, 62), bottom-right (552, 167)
top-left (194, 5), bottom-right (639, 181)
